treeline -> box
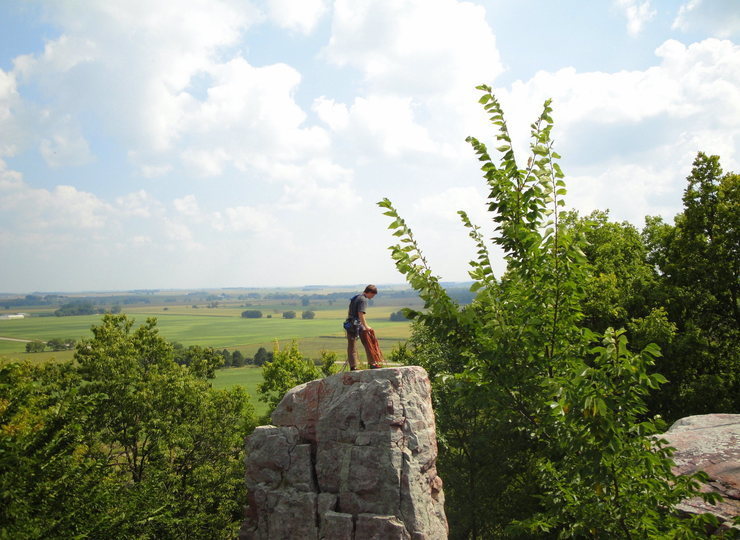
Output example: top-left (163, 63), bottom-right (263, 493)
top-left (240, 309), bottom-right (316, 319)
top-left (25, 338), bottom-right (76, 352)
top-left (179, 344), bottom-right (274, 368)
top-left (1, 315), bottom-right (255, 539)
top-left (381, 88), bottom-right (737, 538)
top-left (1, 295), bottom-right (149, 310)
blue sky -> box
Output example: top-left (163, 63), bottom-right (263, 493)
top-left (0, 0), bottom-right (738, 292)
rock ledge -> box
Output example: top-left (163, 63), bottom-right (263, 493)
top-left (240, 366), bottom-right (448, 540)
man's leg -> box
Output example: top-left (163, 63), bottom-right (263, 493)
top-left (346, 333), bottom-right (358, 370)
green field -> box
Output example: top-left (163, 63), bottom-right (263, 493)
top-left (0, 303), bottom-right (412, 362)
top-left (0, 290), bottom-right (417, 412)
top-left (211, 366), bottom-right (269, 417)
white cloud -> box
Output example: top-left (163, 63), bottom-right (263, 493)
top-left (215, 205), bottom-right (274, 232)
top-left (614, 0), bottom-right (657, 36)
top-left (39, 122), bottom-right (93, 168)
top-left (413, 186), bottom-right (488, 225)
top-left (116, 190), bottom-right (161, 218)
top-left (325, 0), bottom-right (502, 96)
top-left (0, 170), bottom-right (112, 230)
top-left (496, 38), bottom-right (740, 222)
top-left (267, 0), bottom-right (328, 34)
top-left (319, 95), bottom-right (438, 158)
top-left (173, 194), bottom-right (201, 217)
top-left (673, 0), bottom-right (740, 38)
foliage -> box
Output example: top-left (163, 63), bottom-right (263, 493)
top-left (641, 154), bottom-right (739, 419)
top-left (390, 309), bottom-right (411, 321)
top-left (302, 310), bottom-right (316, 319)
top-left (319, 350), bottom-right (339, 377)
top-left (379, 86), bottom-right (717, 538)
top-left (24, 340), bottom-right (45, 353)
top-left (54, 301), bottom-right (100, 317)
top-left (257, 340), bottom-right (323, 411)
top-left (241, 310), bottom-right (263, 318)
top-left (1, 314), bottom-right (256, 539)
top-left (282, 310), bottom-right (296, 319)
top-left (46, 337), bottom-right (76, 351)
top-left (253, 346), bottom-right (273, 366)
top-left (0, 361), bottom-right (111, 538)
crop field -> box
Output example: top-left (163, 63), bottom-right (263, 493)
top-left (211, 366), bottom-right (269, 417)
top-left (0, 302), bottom-right (412, 363)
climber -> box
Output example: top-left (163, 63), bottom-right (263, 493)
top-left (345, 284), bottom-right (383, 370)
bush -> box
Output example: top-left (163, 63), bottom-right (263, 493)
top-left (241, 310), bottom-right (262, 319)
top-left (389, 309), bottom-right (410, 321)
top-left (301, 310), bottom-right (315, 319)
top-left (24, 341), bottom-right (46, 353)
top-left (282, 311), bottom-right (296, 319)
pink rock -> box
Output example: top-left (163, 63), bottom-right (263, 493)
top-left (662, 413), bottom-right (740, 530)
top-left (240, 366), bottom-right (448, 539)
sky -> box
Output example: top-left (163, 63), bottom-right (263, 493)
top-left (0, 0), bottom-right (738, 293)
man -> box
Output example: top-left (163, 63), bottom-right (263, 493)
top-left (346, 284), bottom-right (379, 370)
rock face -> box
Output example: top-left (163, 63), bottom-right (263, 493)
top-left (662, 414), bottom-right (740, 530)
top-left (240, 366), bottom-right (447, 539)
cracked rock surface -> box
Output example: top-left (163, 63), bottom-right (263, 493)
top-left (662, 414), bottom-right (740, 531)
top-left (240, 366), bottom-right (448, 539)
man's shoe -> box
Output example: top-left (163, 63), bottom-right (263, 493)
top-left (369, 364), bottom-right (380, 369)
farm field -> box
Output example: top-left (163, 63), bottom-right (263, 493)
top-left (0, 303), bottom-right (413, 362)
top-left (211, 366), bottom-right (269, 417)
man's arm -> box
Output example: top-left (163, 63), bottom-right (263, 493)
top-left (358, 311), bottom-right (372, 331)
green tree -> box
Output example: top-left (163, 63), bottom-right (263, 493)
top-left (0, 362), bottom-right (112, 538)
top-left (379, 87), bottom-right (718, 538)
top-left (232, 349), bottom-right (245, 367)
top-left (641, 153), bottom-right (739, 419)
top-left (241, 310), bottom-right (262, 318)
top-left (282, 310), bottom-right (296, 319)
top-left (24, 340), bottom-right (45, 353)
top-left (301, 310), bottom-right (315, 319)
top-left (74, 314), bottom-right (255, 538)
top-left (254, 346), bottom-right (273, 366)
top-left (258, 341), bottom-right (322, 411)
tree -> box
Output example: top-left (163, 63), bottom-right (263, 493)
top-left (641, 154), bottom-right (739, 419)
top-left (0, 361), bottom-right (111, 538)
top-left (253, 347), bottom-right (273, 366)
top-left (46, 337), bottom-right (76, 351)
top-left (258, 341), bottom-right (322, 412)
top-left (282, 311), bottom-right (296, 319)
top-left (301, 310), bottom-right (315, 319)
top-left (241, 310), bottom-right (262, 318)
top-left (301, 296), bottom-right (310, 306)
top-left (378, 87), bottom-right (718, 538)
top-left (24, 341), bottom-right (45, 353)
top-left (74, 314), bottom-right (255, 537)
top-left (389, 309), bottom-right (410, 321)
top-left (232, 350), bottom-right (245, 367)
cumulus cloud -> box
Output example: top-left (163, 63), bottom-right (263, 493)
top-left (497, 38), bottom-right (740, 222)
top-left (267, 0), bottom-right (327, 34)
top-left (614, 0), bottom-right (657, 36)
top-left (0, 171), bottom-right (111, 230)
top-left (325, 0), bottom-right (502, 96)
top-left (673, 0), bottom-right (740, 38)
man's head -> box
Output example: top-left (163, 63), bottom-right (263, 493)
top-left (364, 284), bottom-right (378, 298)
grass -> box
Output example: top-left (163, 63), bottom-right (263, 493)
top-left (211, 366), bottom-right (269, 417)
top-left (0, 306), bottom-right (411, 362)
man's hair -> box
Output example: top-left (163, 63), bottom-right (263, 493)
top-left (364, 284), bottom-right (378, 294)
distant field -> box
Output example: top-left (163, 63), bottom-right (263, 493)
top-left (0, 305), bottom-right (411, 362)
top-left (211, 366), bottom-right (268, 417)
